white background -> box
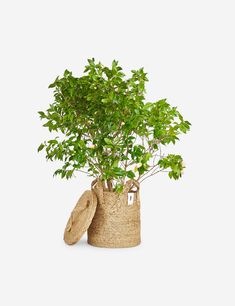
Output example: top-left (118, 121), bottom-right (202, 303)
top-left (0, 1), bottom-right (234, 305)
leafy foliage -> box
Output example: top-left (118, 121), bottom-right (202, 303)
top-left (38, 59), bottom-right (191, 190)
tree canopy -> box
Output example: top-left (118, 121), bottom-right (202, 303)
top-left (38, 59), bottom-right (191, 192)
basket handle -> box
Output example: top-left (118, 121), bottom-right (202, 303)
top-left (91, 178), bottom-right (98, 189)
top-left (91, 178), bottom-right (104, 204)
top-left (124, 180), bottom-right (140, 194)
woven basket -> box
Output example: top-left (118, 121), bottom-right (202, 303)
top-left (88, 179), bottom-right (141, 248)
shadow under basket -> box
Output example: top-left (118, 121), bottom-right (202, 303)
top-left (88, 180), bottom-right (141, 248)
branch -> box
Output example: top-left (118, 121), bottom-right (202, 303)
top-left (137, 163), bottom-right (160, 182)
top-left (76, 169), bottom-right (91, 175)
top-left (139, 169), bottom-right (169, 183)
top-left (137, 144), bottom-right (165, 183)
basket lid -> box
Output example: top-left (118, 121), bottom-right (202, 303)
top-left (64, 190), bottom-right (97, 245)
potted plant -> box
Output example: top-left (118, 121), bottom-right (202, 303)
top-left (38, 59), bottom-right (191, 248)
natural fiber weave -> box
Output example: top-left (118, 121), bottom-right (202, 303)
top-left (64, 190), bottom-right (97, 245)
top-left (88, 180), bottom-right (141, 248)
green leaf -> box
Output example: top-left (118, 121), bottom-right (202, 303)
top-left (48, 139), bottom-right (58, 145)
top-left (104, 138), bottom-right (113, 146)
top-left (88, 58), bottom-right (95, 65)
top-left (113, 167), bottom-right (126, 176)
top-left (112, 60), bottom-right (118, 70)
top-left (115, 183), bottom-right (124, 193)
top-left (66, 170), bottom-right (74, 179)
top-left (53, 169), bottom-right (62, 177)
top-left (126, 170), bottom-right (135, 179)
top-left (37, 143), bottom-right (45, 152)
top-left (112, 160), bottom-right (119, 168)
top-left (38, 111), bottom-right (46, 119)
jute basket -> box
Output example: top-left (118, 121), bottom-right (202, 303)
top-left (88, 179), bottom-right (141, 248)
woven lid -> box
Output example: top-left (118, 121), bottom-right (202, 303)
top-left (64, 190), bottom-right (97, 245)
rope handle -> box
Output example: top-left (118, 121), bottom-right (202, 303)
top-left (91, 179), bottom-right (104, 204)
top-left (123, 180), bottom-right (140, 194)
top-left (91, 178), bottom-right (98, 189)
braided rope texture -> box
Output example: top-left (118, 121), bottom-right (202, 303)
top-left (88, 180), bottom-right (141, 248)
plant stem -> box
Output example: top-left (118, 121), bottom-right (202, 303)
top-left (107, 179), bottom-right (113, 192)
